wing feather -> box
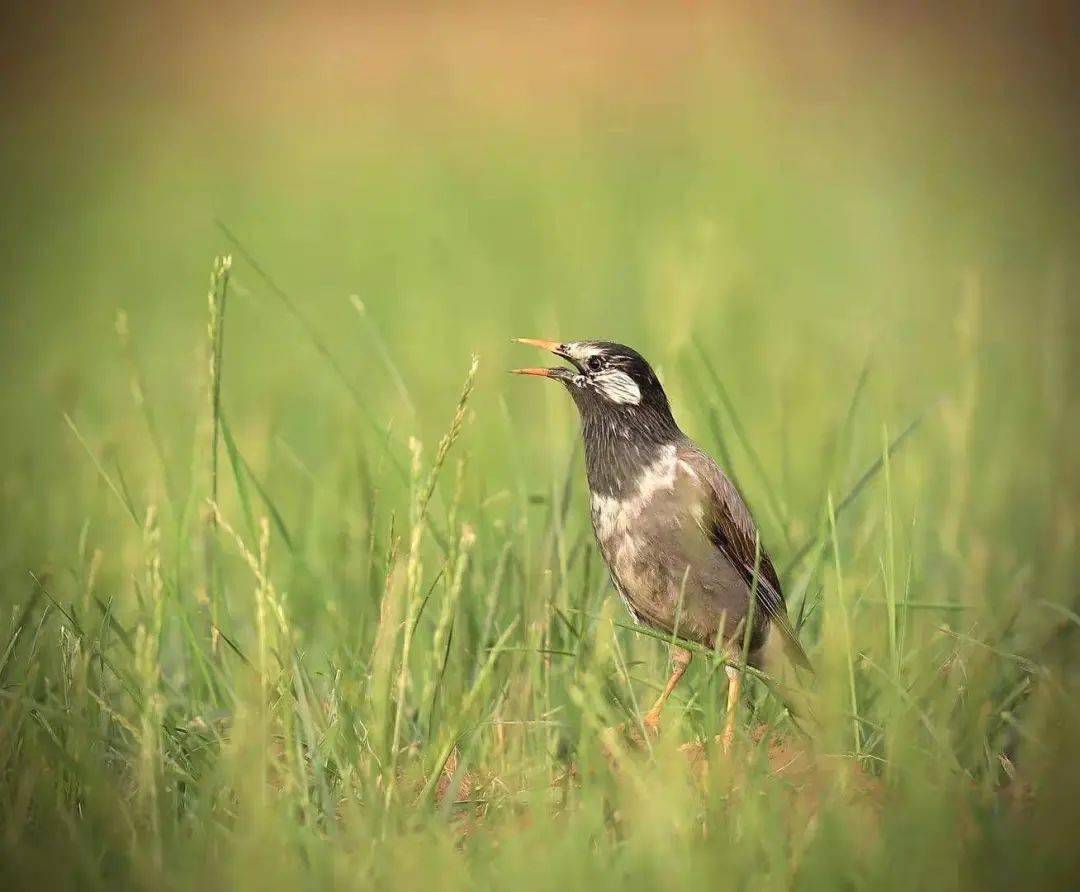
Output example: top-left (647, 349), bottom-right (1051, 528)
top-left (678, 446), bottom-right (812, 671)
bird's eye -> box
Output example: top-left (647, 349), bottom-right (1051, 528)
top-left (586, 356), bottom-right (603, 372)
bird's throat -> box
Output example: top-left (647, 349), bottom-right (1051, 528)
top-left (580, 409), bottom-right (683, 499)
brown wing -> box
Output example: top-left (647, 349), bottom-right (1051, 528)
top-left (678, 446), bottom-right (812, 670)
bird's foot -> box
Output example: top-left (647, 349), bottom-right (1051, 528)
top-left (600, 713), bottom-right (659, 757)
top-left (641, 710), bottom-right (662, 736)
top-left (720, 724), bottom-right (735, 755)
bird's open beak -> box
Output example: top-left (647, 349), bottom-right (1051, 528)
top-left (511, 338), bottom-right (575, 380)
top-left (513, 337), bottom-right (563, 353)
top-left (511, 367), bottom-right (559, 378)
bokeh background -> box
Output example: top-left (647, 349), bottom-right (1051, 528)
top-left (1, 4), bottom-right (1079, 888)
top-left (2, 2), bottom-right (1077, 632)
top-left (3, 4), bottom-right (1077, 498)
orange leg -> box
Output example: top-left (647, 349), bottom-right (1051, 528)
top-left (721, 665), bottom-right (742, 754)
top-left (642, 647), bottom-right (692, 733)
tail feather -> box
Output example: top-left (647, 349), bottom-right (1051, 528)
top-left (771, 610), bottom-right (814, 674)
top-left (759, 617), bottom-right (819, 729)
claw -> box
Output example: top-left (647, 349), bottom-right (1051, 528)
top-left (641, 710), bottom-right (662, 735)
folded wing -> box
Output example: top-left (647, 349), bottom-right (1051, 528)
top-left (678, 446), bottom-right (812, 671)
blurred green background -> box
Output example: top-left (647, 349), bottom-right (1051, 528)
top-left (3, 4), bottom-right (1075, 489)
top-left (2, 3), bottom-right (1076, 625)
top-left (1, 4), bottom-right (1078, 888)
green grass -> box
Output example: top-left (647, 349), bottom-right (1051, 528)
top-left (2, 15), bottom-right (1079, 889)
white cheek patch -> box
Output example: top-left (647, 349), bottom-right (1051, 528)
top-left (595, 370), bottom-right (641, 405)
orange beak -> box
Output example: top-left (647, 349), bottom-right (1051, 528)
top-left (511, 338), bottom-right (574, 379)
top-left (512, 337), bottom-right (562, 352)
top-left (511, 367), bottom-right (558, 378)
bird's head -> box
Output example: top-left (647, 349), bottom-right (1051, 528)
top-left (512, 338), bottom-right (676, 427)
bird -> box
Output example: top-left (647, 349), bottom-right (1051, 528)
top-left (512, 338), bottom-right (811, 751)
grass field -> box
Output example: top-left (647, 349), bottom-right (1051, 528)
top-left (1, 6), bottom-right (1078, 889)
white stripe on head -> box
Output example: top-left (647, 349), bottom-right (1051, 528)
top-left (594, 369), bottom-right (641, 405)
top-left (563, 342), bottom-right (602, 363)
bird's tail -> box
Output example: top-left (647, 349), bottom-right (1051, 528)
top-left (759, 621), bottom-right (819, 728)
top-left (770, 609), bottom-right (815, 674)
